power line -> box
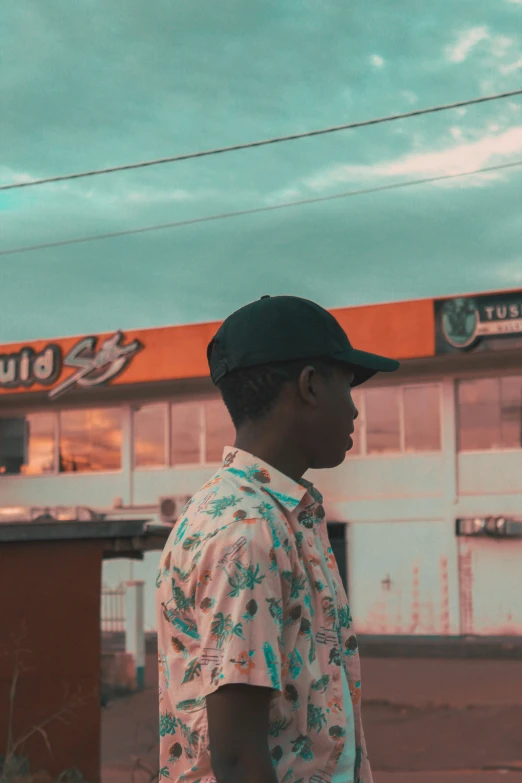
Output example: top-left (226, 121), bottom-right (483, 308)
top-left (1, 89), bottom-right (521, 192)
top-left (1, 159), bottom-right (521, 257)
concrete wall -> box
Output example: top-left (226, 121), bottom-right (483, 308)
top-left (0, 539), bottom-right (103, 782)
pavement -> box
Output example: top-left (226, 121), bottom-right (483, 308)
top-left (101, 653), bottom-right (522, 783)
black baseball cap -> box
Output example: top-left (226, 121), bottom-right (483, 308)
top-left (207, 295), bottom-right (400, 387)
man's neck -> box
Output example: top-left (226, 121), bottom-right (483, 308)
top-left (233, 428), bottom-right (309, 484)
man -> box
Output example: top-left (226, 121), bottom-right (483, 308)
top-left (156, 295), bottom-right (399, 783)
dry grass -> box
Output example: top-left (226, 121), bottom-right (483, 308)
top-left (0, 623), bottom-right (94, 783)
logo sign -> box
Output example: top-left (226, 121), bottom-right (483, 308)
top-left (436, 292), bottom-right (522, 353)
top-left (0, 331), bottom-right (143, 398)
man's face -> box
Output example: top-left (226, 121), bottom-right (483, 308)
top-left (299, 363), bottom-right (359, 470)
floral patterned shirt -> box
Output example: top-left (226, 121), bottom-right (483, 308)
top-left (156, 447), bottom-right (372, 783)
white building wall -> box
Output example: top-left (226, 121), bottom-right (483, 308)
top-left (2, 366), bottom-right (522, 637)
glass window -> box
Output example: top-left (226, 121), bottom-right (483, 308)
top-left (0, 413), bottom-right (56, 475)
top-left (171, 402), bottom-right (201, 465)
top-left (500, 376), bottom-right (522, 449)
top-left (205, 399), bottom-right (235, 463)
top-left (365, 387), bottom-right (401, 453)
top-left (60, 408), bottom-right (122, 472)
top-left (458, 379), bottom-right (502, 451)
top-left (403, 385), bottom-right (441, 452)
top-left (134, 404), bottom-right (167, 468)
top-left (346, 388), bottom-right (362, 456)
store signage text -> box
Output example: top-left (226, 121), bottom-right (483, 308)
top-left (438, 293), bottom-right (522, 350)
top-left (0, 331), bottom-right (143, 398)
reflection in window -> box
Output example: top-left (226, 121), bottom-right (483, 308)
top-left (459, 376), bottom-right (522, 451)
top-left (171, 402), bottom-right (201, 465)
top-left (205, 399), bottom-right (235, 463)
top-left (134, 404), bottom-right (167, 468)
top-left (458, 379), bottom-right (502, 451)
top-left (404, 385), bottom-right (441, 452)
top-left (365, 387), bottom-right (401, 453)
top-left (346, 388), bottom-right (362, 456)
top-left (0, 414), bottom-right (56, 475)
top-left (60, 408), bottom-right (122, 472)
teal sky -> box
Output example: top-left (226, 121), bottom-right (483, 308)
top-left (1, 0), bottom-right (522, 343)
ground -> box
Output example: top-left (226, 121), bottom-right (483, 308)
top-left (101, 653), bottom-right (522, 783)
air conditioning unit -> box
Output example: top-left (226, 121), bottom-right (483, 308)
top-left (159, 495), bottom-right (191, 525)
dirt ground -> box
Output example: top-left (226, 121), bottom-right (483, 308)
top-left (101, 653), bottom-right (522, 783)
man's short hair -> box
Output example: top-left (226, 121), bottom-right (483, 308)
top-left (217, 357), bottom-right (336, 429)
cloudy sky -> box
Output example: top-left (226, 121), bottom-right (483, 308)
top-left (1, 0), bottom-right (522, 343)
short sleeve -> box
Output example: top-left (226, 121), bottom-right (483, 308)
top-left (193, 519), bottom-right (288, 696)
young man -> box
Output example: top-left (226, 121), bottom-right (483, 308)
top-left (156, 295), bottom-right (399, 783)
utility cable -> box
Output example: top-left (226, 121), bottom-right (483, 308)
top-left (1, 159), bottom-right (521, 256)
top-left (1, 89), bottom-right (520, 191)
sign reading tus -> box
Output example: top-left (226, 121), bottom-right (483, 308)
top-left (435, 291), bottom-right (522, 353)
top-left (0, 331), bottom-right (143, 399)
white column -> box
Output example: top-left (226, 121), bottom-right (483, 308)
top-left (441, 378), bottom-right (462, 636)
top-left (124, 580), bottom-right (145, 690)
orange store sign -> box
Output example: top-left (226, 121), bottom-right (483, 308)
top-left (0, 331), bottom-right (143, 400)
top-left (0, 298), bottom-right (435, 399)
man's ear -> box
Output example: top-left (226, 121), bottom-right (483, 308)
top-left (297, 366), bottom-right (320, 408)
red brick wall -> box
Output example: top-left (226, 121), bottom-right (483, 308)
top-left (0, 539), bottom-right (104, 783)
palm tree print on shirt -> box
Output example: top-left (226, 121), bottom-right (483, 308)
top-left (281, 568), bottom-right (307, 599)
top-left (226, 560), bottom-right (265, 598)
top-left (203, 494), bottom-right (241, 519)
top-left (210, 612), bottom-right (244, 649)
top-left (307, 701), bottom-right (328, 734)
top-left (266, 597), bottom-right (283, 630)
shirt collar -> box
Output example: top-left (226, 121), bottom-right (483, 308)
top-left (221, 446), bottom-right (322, 510)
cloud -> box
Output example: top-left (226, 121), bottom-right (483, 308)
top-left (299, 126), bottom-right (522, 193)
top-left (506, 0), bottom-right (522, 4)
top-left (491, 35), bottom-right (514, 57)
top-left (370, 54), bottom-right (384, 68)
top-left (401, 91), bottom-right (418, 105)
top-left (500, 57), bottom-right (522, 74)
top-left (445, 26), bottom-right (489, 62)
top-left (494, 259), bottom-right (522, 285)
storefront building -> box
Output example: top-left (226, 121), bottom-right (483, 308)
top-left (1, 289), bottom-right (522, 638)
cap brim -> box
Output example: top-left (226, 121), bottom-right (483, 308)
top-left (332, 348), bottom-right (400, 387)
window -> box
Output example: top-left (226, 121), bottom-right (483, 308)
top-left (134, 404), bottom-right (167, 468)
top-left (458, 376), bottom-right (522, 451)
top-left (205, 399), bottom-right (235, 463)
top-left (0, 413), bottom-right (56, 475)
top-left (171, 402), bottom-right (201, 465)
top-left (365, 387), bottom-right (401, 454)
top-left (403, 385), bottom-right (441, 452)
top-left (348, 383), bottom-right (442, 457)
top-left (500, 376), bottom-right (522, 449)
top-left (60, 408), bottom-right (122, 472)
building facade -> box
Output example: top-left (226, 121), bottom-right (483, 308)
top-left (2, 289), bottom-right (522, 637)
